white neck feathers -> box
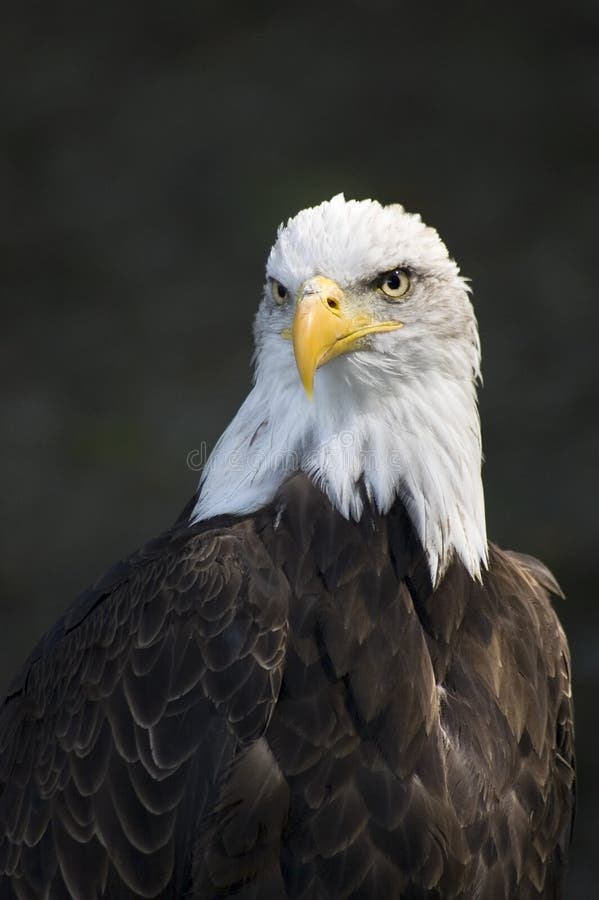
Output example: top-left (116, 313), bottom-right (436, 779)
top-left (191, 352), bottom-right (487, 585)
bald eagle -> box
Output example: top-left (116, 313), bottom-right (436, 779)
top-left (0, 196), bottom-right (574, 899)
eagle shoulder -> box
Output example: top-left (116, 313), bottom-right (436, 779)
top-left (441, 544), bottom-right (575, 897)
top-left (0, 515), bottom-right (289, 899)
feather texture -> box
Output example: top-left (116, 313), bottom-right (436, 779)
top-left (0, 475), bottom-right (574, 898)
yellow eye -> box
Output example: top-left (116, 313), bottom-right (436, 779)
top-left (271, 279), bottom-right (289, 306)
top-left (379, 268), bottom-right (410, 300)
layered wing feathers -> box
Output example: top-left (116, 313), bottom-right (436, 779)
top-left (0, 521), bottom-right (289, 899)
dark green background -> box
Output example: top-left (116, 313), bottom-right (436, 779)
top-left (1, 1), bottom-right (597, 894)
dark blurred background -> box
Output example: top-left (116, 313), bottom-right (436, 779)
top-left (1, 0), bottom-right (597, 894)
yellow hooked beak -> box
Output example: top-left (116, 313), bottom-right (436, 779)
top-left (291, 275), bottom-right (403, 398)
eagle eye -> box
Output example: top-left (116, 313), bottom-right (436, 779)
top-left (379, 268), bottom-right (411, 300)
top-left (270, 279), bottom-right (289, 306)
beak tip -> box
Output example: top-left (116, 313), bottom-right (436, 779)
top-left (302, 379), bottom-right (314, 400)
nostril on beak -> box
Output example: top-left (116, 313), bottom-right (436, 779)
top-left (326, 296), bottom-right (340, 311)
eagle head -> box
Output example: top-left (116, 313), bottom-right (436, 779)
top-left (195, 195), bottom-right (487, 585)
